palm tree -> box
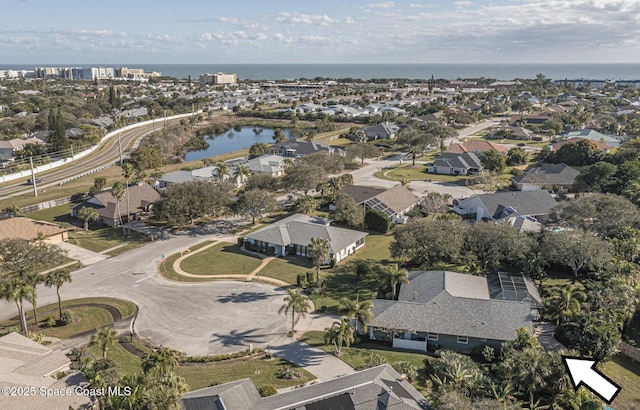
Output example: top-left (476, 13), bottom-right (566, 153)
top-left (92, 327), bottom-right (118, 359)
top-left (340, 296), bottom-right (373, 334)
top-left (122, 163), bottom-right (135, 236)
top-left (324, 318), bottom-right (355, 355)
top-left (25, 272), bottom-right (43, 327)
top-left (0, 278), bottom-right (33, 336)
top-left (544, 285), bottom-right (586, 326)
top-left (308, 237), bottom-right (331, 282)
top-left (278, 289), bottom-right (311, 333)
top-left (142, 346), bottom-right (181, 375)
top-left (380, 263), bottom-right (410, 300)
top-left (217, 161), bottom-right (230, 182)
top-left (236, 165), bottom-right (251, 186)
top-left (77, 206), bottom-right (99, 232)
top-left (44, 270), bottom-right (72, 320)
top-left (111, 181), bottom-right (126, 234)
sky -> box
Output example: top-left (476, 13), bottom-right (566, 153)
top-left (2, 0), bottom-right (640, 64)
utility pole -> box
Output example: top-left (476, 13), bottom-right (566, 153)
top-left (29, 157), bottom-right (37, 197)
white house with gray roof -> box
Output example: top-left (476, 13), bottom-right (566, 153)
top-left (243, 213), bottom-right (367, 263)
top-left (368, 271), bottom-right (540, 354)
top-left (428, 152), bottom-right (484, 176)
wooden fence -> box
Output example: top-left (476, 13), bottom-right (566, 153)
top-left (619, 341), bottom-right (640, 362)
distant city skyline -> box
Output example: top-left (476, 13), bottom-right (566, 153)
top-left (2, 0), bottom-right (640, 65)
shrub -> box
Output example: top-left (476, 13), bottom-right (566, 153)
top-left (237, 237), bottom-right (244, 246)
top-left (44, 316), bottom-right (56, 328)
top-left (393, 361), bottom-right (418, 383)
top-left (60, 310), bottom-right (74, 325)
top-left (258, 385), bottom-right (277, 397)
top-left (296, 273), bottom-right (307, 288)
top-left (306, 271), bottom-right (315, 284)
top-left (266, 246), bottom-right (275, 256)
top-left (365, 209), bottom-right (391, 233)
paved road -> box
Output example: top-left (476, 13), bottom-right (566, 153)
top-left (0, 233), bottom-right (289, 356)
top-left (0, 118), bottom-right (184, 200)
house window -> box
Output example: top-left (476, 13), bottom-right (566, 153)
top-left (427, 333), bottom-right (439, 341)
top-left (457, 335), bottom-right (469, 344)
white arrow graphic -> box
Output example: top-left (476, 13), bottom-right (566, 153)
top-left (562, 356), bottom-right (621, 404)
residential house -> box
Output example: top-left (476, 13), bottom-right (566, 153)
top-left (158, 165), bottom-right (246, 189)
top-left (428, 152), bottom-right (484, 176)
top-left (243, 213), bottom-right (367, 263)
top-left (368, 271), bottom-right (541, 353)
top-left (453, 190), bottom-right (557, 222)
top-left (446, 140), bottom-right (509, 154)
top-left (72, 182), bottom-right (160, 227)
top-left (0, 217), bottom-right (69, 244)
top-left (339, 184), bottom-right (420, 223)
top-left (512, 163), bottom-right (580, 192)
top-left (560, 128), bottom-right (621, 147)
top-left (245, 154), bottom-right (287, 177)
top-left (0, 137), bottom-right (44, 158)
top-left (487, 125), bottom-right (537, 141)
top-left (360, 122), bottom-right (399, 140)
top-left (550, 137), bottom-right (612, 153)
top-left (0, 332), bottom-right (91, 410)
top-left (268, 139), bottom-right (335, 158)
top-left (180, 365), bottom-right (431, 410)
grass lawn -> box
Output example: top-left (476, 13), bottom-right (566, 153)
top-left (180, 243), bottom-right (262, 275)
top-left (258, 256), bottom-right (314, 285)
top-left (87, 342), bottom-right (142, 376)
top-left (178, 357), bottom-right (315, 391)
top-left (1, 297), bottom-right (137, 339)
top-left (600, 355), bottom-right (640, 410)
top-left (68, 226), bottom-right (148, 253)
top-left (85, 341), bottom-right (315, 392)
top-left (375, 165), bottom-right (470, 184)
top-left (160, 241), bottom-right (219, 282)
top-left (349, 233), bottom-right (394, 264)
top-left (25, 203), bottom-right (78, 227)
top-left (464, 136), bottom-right (549, 148)
top-left (328, 138), bottom-right (353, 147)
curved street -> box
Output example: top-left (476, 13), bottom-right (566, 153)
top-left (0, 117), bottom-right (184, 200)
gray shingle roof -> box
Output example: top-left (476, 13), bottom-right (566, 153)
top-left (246, 214), bottom-right (368, 254)
top-left (371, 271), bottom-right (536, 342)
top-left (514, 163), bottom-right (580, 186)
top-left (159, 170), bottom-right (211, 184)
top-left (256, 365), bottom-right (429, 410)
top-left (341, 185), bottom-right (386, 205)
top-left (270, 139), bottom-right (332, 156)
top-left (181, 378), bottom-right (260, 410)
top-left (460, 190), bottom-right (557, 220)
top-left (432, 152), bottom-right (483, 170)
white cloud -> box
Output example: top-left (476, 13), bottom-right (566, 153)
top-left (367, 1), bottom-right (397, 9)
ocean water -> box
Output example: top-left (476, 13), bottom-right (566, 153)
top-left (3, 63), bottom-right (640, 81)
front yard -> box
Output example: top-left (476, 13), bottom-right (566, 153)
top-left (179, 242), bottom-right (263, 275)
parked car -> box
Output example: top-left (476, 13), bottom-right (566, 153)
top-left (26, 178), bottom-right (43, 184)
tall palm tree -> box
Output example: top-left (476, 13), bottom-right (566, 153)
top-left (278, 289), bottom-right (311, 333)
top-left (44, 270), bottom-right (72, 320)
top-left (340, 296), bottom-right (373, 334)
top-left (324, 318), bottom-right (355, 355)
top-left (111, 181), bottom-right (126, 234)
top-left (121, 163), bottom-right (135, 236)
top-left (0, 278), bottom-right (33, 337)
top-left (77, 206), bottom-right (99, 232)
top-left (92, 327), bottom-right (118, 359)
top-left (25, 272), bottom-right (43, 327)
top-left (380, 263), bottom-right (409, 300)
top-left (217, 161), bottom-right (230, 182)
top-left (308, 237), bottom-right (331, 282)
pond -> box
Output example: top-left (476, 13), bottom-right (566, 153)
top-left (185, 126), bottom-right (294, 162)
